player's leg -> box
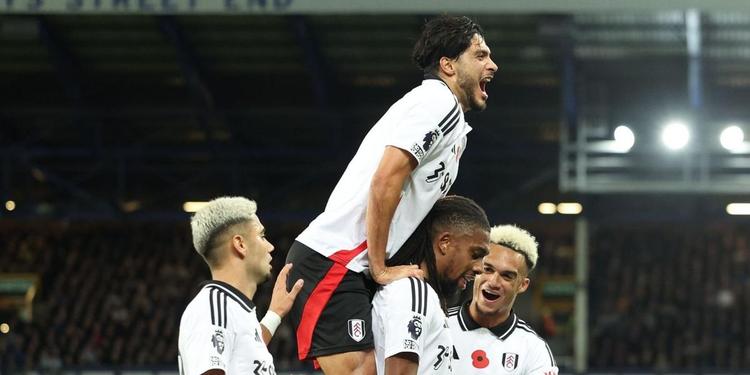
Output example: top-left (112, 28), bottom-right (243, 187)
top-left (286, 241), bottom-right (375, 374)
top-left (316, 350), bottom-right (376, 375)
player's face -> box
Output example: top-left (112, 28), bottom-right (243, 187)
top-left (453, 34), bottom-right (497, 112)
top-left (244, 218), bottom-right (275, 283)
top-left (438, 228), bottom-right (490, 296)
top-left (472, 244), bottom-right (529, 318)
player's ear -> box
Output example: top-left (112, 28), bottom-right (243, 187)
top-left (435, 232), bottom-right (451, 256)
top-left (518, 277), bottom-right (530, 294)
top-left (439, 56), bottom-right (456, 77)
top-left (232, 234), bottom-right (247, 258)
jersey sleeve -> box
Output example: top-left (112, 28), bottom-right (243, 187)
top-left (179, 298), bottom-right (234, 375)
top-left (377, 277), bottom-right (431, 360)
top-left (524, 338), bottom-right (559, 375)
top-left (386, 94), bottom-right (460, 165)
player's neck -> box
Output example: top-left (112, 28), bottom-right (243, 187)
top-left (438, 72), bottom-right (468, 113)
top-left (419, 260), bottom-right (431, 280)
top-left (469, 302), bottom-right (511, 329)
top-left (211, 268), bottom-right (258, 300)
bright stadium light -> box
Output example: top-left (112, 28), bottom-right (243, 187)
top-left (613, 125), bottom-right (635, 151)
top-left (5, 200), bottom-right (15, 212)
top-left (538, 202), bottom-right (557, 215)
top-left (0, 323), bottom-right (9, 334)
top-left (720, 125), bottom-right (744, 152)
top-left (557, 202), bottom-right (583, 215)
top-left (661, 120), bottom-right (690, 150)
top-left (183, 201), bottom-right (209, 213)
top-left (727, 203), bottom-right (750, 215)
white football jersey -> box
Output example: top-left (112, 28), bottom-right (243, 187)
top-left (178, 280), bottom-right (276, 375)
top-left (448, 303), bottom-right (558, 375)
top-left (372, 277), bottom-right (454, 375)
top-left (296, 77), bottom-right (471, 273)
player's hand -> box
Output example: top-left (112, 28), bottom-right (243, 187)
top-left (372, 264), bottom-right (423, 285)
top-left (269, 263), bottom-right (304, 318)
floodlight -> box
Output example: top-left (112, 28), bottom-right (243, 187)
top-left (613, 125), bottom-right (635, 151)
top-left (727, 203), bottom-right (750, 215)
top-left (720, 125), bottom-right (744, 152)
top-left (661, 121), bottom-right (690, 150)
top-left (183, 201), bottom-right (209, 213)
top-left (538, 202), bottom-right (556, 215)
top-left (557, 202), bottom-right (583, 215)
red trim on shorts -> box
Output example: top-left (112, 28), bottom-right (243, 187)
top-left (328, 240), bottom-right (368, 265)
top-left (296, 240), bottom-right (368, 361)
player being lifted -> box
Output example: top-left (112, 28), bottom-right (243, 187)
top-left (285, 15), bottom-right (497, 374)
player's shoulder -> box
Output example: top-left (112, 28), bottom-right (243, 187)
top-left (382, 276), bottom-right (430, 295)
top-left (513, 318), bottom-right (549, 345)
top-left (380, 277), bottom-right (435, 314)
top-left (183, 281), bottom-right (255, 317)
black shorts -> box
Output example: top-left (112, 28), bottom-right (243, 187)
top-left (285, 241), bottom-right (375, 361)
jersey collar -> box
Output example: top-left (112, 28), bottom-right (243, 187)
top-left (423, 73), bottom-right (467, 118)
top-left (423, 72), bottom-right (448, 86)
top-left (459, 301), bottom-right (518, 340)
top-left (200, 279), bottom-right (256, 312)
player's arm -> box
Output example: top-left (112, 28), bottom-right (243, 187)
top-left (385, 352), bottom-right (419, 375)
top-left (367, 146), bottom-right (423, 285)
top-left (525, 341), bottom-right (559, 375)
top-left (260, 263), bottom-right (303, 345)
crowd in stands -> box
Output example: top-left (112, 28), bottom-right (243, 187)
top-left (1, 220), bottom-right (749, 372)
top-left (0, 221), bottom-right (310, 373)
top-left (589, 222), bottom-right (750, 370)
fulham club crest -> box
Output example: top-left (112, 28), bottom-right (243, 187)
top-left (348, 319), bottom-right (365, 342)
top-left (502, 352), bottom-right (519, 371)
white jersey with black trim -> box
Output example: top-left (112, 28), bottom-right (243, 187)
top-left (447, 302), bottom-right (558, 375)
top-left (178, 280), bottom-right (276, 375)
top-left (372, 277), bottom-right (454, 375)
top-left (296, 77), bottom-right (471, 273)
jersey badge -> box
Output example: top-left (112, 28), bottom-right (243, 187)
top-left (502, 352), bottom-right (519, 371)
top-left (407, 315), bottom-right (423, 340)
top-left (422, 130), bottom-right (440, 152)
top-left (211, 329), bottom-right (225, 354)
top-left (348, 319), bottom-right (365, 342)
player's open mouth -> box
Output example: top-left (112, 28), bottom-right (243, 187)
top-left (482, 289), bottom-right (500, 302)
top-left (479, 76), bottom-right (492, 99)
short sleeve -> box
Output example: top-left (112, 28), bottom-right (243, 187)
top-left (378, 278), bottom-right (430, 360)
top-left (179, 305), bottom-right (234, 375)
top-left (386, 96), bottom-right (460, 165)
top-left (524, 339), bottom-right (559, 375)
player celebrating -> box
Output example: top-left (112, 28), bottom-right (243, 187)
top-left (285, 15), bottom-right (497, 374)
top-left (448, 225), bottom-right (558, 375)
top-left (178, 197), bottom-right (304, 375)
top-left (372, 195), bottom-right (490, 375)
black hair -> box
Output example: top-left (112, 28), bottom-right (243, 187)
top-left (387, 195), bottom-right (490, 310)
top-left (412, 15), bottom-right (485, 74)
